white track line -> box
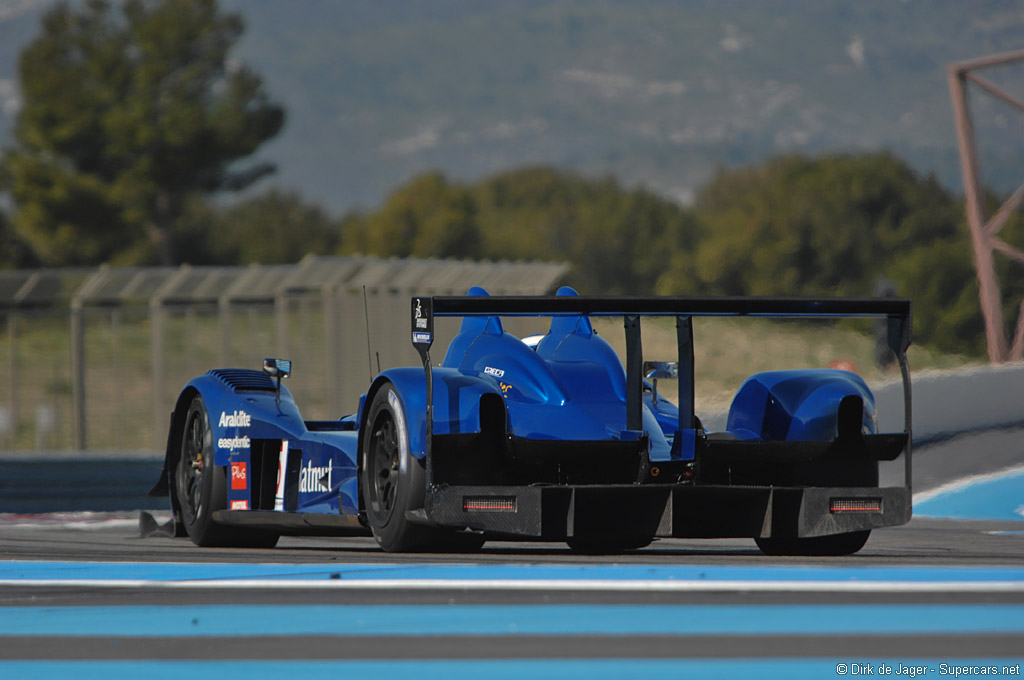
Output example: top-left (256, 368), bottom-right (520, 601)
top-left (914, 463), bottom-right (1024, 503)
top-left (4, 578), bottom-right (1024, 593)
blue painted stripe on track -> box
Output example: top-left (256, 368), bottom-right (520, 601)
top-left (1, 659), bottom-right (1022, 680)
top-left (2, 604), bottom-right (1024, 637)
top-left (915, 466), bottom-right (1024, 521)
top-left (3, 561), bottom-right (1024, 583)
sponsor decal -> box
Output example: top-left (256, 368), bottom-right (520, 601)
top-left (218, 435), bottom-right (251, 451)
top-left (231, 462), bottom-right (247, 490)
top-left (299, 459), bottom-right (333, 494)
top-left (274, 440), bottom-right (288, 512)
top-left (218, 410), bottom-right (252, 428)
top-left (230, 500), bottom-right (249, 510)
top-left (412, 332), bottom-right (432, 344)
top-left (483, 366), bottom-right (505, 378)
top-left (414, 299), bottom-right (428, 329)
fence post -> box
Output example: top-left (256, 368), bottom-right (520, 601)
top-left (71, 302), bottom-right (86, 450)
top-left (219, 297), bottom-right (232, 367)
top-left (150, 297), bottom-right (165, 452)
top-left (4, 313), bottom-right (14, 450)
top-left (275, 291), bottom-right (289, 358)
top-left (323, 285), bottom-right (341, 416)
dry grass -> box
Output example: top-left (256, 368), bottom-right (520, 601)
top-left (1, 310), bottom-right (983, 450)
top-left (592, 316), bottom-right (980, 415)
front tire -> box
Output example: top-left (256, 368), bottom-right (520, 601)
top-left (173, 394), bottom-right (278, 548)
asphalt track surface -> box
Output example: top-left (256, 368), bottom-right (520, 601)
top-left (1, 429), bottom-right (1023, 677)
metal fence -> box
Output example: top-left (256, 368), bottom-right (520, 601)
top-left (1, 256), bottom-right (568, 452)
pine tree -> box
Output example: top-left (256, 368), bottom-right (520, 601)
top-left (1, 0), bottom-right (284, 265)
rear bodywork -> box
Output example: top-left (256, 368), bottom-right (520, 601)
top-left (408, 291), bottom-right (912, 543)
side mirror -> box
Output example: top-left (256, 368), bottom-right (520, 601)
top-left (262, 358), bottom-right (292, 378)
top-left (643, 361), bottom-right (678, 404)
top-left (263, 358), bottom-right (291, 403)
top-left (643, 361), bottom-right (678, 381)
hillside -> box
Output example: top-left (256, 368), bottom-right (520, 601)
top-left (2, 0), bottom-right (1024, 213)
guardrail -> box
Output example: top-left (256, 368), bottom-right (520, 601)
top-left (0, 450), bottom-right (164, 513)
top-left (2, 365), bottom-right (1021, 513)
top-left (874, 364), bottom-right (1024, 444)
top-left (699, 364), bottom-right (1024, 445)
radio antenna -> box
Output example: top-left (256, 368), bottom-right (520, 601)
top-left (363, 285), bottom-right (374, 380)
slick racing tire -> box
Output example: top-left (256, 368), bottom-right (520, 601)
top-left (754, 530), bottom-right (870, 557)
top-left (361, 383), bottom-right (467, 552)
top-left (566, 534), bottom-right (654, 554)
top-left (753, 451), bottom-right (874, 556)
top-left (173, 394), bottom-right (278, 548)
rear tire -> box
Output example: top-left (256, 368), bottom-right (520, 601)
top-left (755, 530), bottom-right (870, 556)
top-left (431, 533), bottom-right (487, 552)
top-left (567, 534), bottom-right (653, 554)
top-left (173, 394), bottom-right (278, 548)
top-left (752, 431), bottom-right (876, 557)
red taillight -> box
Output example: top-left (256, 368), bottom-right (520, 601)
top-left (463, 496), bottom-right (517, 513)
top-left (830, 497), bottom-right (882, 513)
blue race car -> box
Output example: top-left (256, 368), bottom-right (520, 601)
top-left (150, 286), bottom-right (913, 555)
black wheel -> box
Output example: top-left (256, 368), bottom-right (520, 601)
top-left (173, 394), bottom-right (278, 548)
top-left (361, 384), bottom-right (438, 552)
top-left (566, 534), bottom-right (654, 554)
top-left (755, 530), bottom-right (870, 556)
top-left (432, 533), bottom-right (487, 552)
top-left (752, 433), bottom-right (875, 557)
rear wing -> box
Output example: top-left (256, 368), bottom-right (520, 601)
top-left (411, 295), bottom-right (913, 485)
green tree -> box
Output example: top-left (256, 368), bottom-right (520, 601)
top-left (473, 167), bottom-right (699, 295)
top-left (359, 172), bottom-right (482, 260)
top-left (1, 0), bottom-right (283, 266)
top-left (686, 154), bottom-right (955, 295)
top-left (0, 199), bottom-right (36, 269)
top-left (345, 167), bottom-right (700, 296)
top-left (178, 189), bottom-right (340, 265)
top-left (669, 153), bottom-right (981, 354)
top-left (888, 239), bottom-right (982, 355)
